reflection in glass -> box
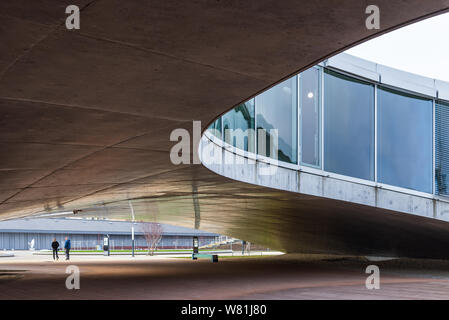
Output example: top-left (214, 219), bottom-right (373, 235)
top-left (378, 87), bottom-right (432, 193)
top-left (256, 77), bottom-right (297, 164)
top-left (300, 67), bottom-right (320, 167)
top-left (324, 70), bottom-right (374, 180)
top-left (223, 99), bottom-right (255, 152)
top-left (207, 117), bottom-right (222, 139)
top-left (436, 101), bottom-right (449, 196)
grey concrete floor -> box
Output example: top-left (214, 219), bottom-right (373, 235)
top-left (1, 253), bottom-right (449, 299)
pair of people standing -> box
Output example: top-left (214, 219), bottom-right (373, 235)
top-left (51, 237), bottom-right (71, 261)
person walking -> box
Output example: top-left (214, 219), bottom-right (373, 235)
top-left (51, 238), bottom-right (59, 261)
top-left (64, 237), bottom-right (71, 260)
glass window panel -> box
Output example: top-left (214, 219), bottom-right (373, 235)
top-left (256, 77), bottom-right (297, 164)
top-left (436, 101), bottom-right (449, 196)
top-left (324, 70), bottom-right (374, 180)
top-left (378, 87), bottom-right (432, 193)
top-left (207, 117), bottom-right (222, 139)
top-left (300, 67), bottom-right (320, 167)
top-left (222, 99), bottom-right (255, 152)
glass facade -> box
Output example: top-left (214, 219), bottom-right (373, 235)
top-left (207, 117), bottom-right (222, 139)
top-left (377, 87), bottom-right (432, 193)
top-left (300, 67), bottom-right (321, 167)
top-left (222, 99), bottom-right (255, 152)
top-left (205, 64), bottom-right (446, 197)
top-left (324, 70), bottom-right (375, 181)
top-left (256, 77), bottom-right (297, 164)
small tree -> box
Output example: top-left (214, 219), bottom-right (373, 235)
top-left (140, 222), bottom-right (163, 255)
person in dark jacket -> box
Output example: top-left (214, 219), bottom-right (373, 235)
top-left (64, 237), bottom-right (71, 260)
top-left (51, 238), bottom-right (59, 261)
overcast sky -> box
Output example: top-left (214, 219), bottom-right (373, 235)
top-left (345, 12), bottom-right (449, 82)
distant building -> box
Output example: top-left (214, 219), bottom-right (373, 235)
top-left (0, 218), bottom-right (219, 250)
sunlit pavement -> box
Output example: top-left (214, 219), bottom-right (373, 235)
top-left (0, 250), bottom-right (282, 262)
top-left (2, 253), bottom-right (449, 299)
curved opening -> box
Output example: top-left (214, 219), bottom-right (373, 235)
top-left (202, 13), bottom-right (449, 199)
top-left (346, 12), bottom-right (449, 82)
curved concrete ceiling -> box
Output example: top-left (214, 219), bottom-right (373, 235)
top-left (2, 0), bottom-right (449, 258)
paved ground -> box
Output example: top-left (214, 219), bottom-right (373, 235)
top-left (1, 250), bottom-right (281, 260)
top-left (2, 252), bottom-right (449, 299)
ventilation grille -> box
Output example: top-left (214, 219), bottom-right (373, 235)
top-left (435, 102), bottom-right (449, 196)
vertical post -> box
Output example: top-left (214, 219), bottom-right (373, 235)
top-left (192, 236), bottom-right (199, 260)
top-left (320, 66), bottom-right (325, 171)
top-left (128, 200), bottom-right (136, 257)
top-left (132, 225), bottom-right (135, 257)
top-left (192, 185), bottom-right (201, 229)
top-left (253, 97), bottom-right (258, 158)
top-left (103, 235), bottom-right (110, 256)
top-left (433, 99), bottom-right (436, 195)
top-left (374, 83), bottom-right (378, 183)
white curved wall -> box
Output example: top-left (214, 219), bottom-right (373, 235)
top-left (200, 53), bottom-right (449, 223)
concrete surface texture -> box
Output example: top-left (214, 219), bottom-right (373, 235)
top-left (2, 1), bottom-right (449, 257)
top-left (2, 254), bottom-right (449, 299)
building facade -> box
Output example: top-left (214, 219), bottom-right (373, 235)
top-left (202, 53), bottom-right (449, 222)
top-left (0, 218), bottom-right (219, 250)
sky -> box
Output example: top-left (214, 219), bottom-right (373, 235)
top-left (345, 12), bottom-right (449, 82)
